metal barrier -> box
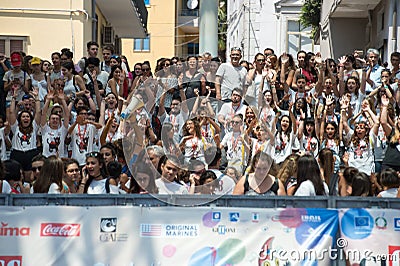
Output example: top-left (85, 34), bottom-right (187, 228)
top-left (1, 194), bottom-right (400, 208)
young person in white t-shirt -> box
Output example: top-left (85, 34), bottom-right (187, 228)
top-left (40, 89), bottom-right (69, 158)
top-left (8, 89), bottom-right (41, 181)
top-left (67, 106), bottom-right (99, 166)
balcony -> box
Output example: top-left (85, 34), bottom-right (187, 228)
top-left (178, 9), bottom-right (199, 34)
top-left (96, 0), bottom-right (148, 38)
top-left (326, 0), bottom-right (380, 18)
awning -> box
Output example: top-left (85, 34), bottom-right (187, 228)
top-left (96, 0), bottom-right (148, 38)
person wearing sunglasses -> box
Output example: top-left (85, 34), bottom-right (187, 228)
top-left (245, 53), bottom-right (267, 107)
top-left (220, 114), bottom-right (251, 174)
top-left (32, 156), bottom-right (65, 194)
top-left (79, 151), bottom-right (118, 194)
top-left (67, 106), bottom-right (98, 166)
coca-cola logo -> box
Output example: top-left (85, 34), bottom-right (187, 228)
top-left (0, 256), bottom-right (22, 266)
top-left (40, 223), bottom-right (80, 237)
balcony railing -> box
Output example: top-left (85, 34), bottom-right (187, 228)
top-left (180, 9), bottom-right (199, 17)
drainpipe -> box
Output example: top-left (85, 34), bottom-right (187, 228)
top-left (392, 8), bottom-right (397, 53)
top-left (92, 0), bottom-right (97, 41)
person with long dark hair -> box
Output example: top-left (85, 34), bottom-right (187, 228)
top-left (294, 154), bottom-right (328, 196)
top-left (9, 89), bottom-right (41, 181)
top-left (233, 151), bottom-right (285, 195)
top-left (79, 152), bottom-right (118, 194)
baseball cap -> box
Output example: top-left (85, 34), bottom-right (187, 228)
top-left (30, 57), bottom-right (41, 65)
top-left (10, 52), bottom-right (22, 67)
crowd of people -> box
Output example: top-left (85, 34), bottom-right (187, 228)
top-left (0, 41), bottom-right (400, 198)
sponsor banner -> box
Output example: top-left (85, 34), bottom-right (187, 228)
top-left (2, 206), bottom-right (398, 265)
top-left (339, 208), bottom-right (400, 265)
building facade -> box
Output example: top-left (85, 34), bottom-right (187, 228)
top-left (226, 0), bottom-right (316, 62)
top-left (319, 0), bottom-right (400, 64)
top-left (0, 0), bottom-right (147, 61)
top-left (122, 0), bottom-right (200, 70)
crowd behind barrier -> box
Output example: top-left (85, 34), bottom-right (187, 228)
top-left (0, 43), bottom-right (400, 199)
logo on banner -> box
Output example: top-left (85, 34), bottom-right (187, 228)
top-left (252, 213), bottom-right (259, 223)
top-left (374, 216), bottom-right (387, 230)
top-left (212, 212), bottom-right (221, 222)
top-left (140, 224), bottom-right (199, 238)
top-left (140, 224), bottom-right (162, 237)
top-left (394, 218), bottom-right (400, 231)
top-left (100, 218), bottom-right (117, 233)
top-left (212, 225), bottom-right (236, 235)
top-left (0, 222), bottom-right (30, 237)
top-left (301, 215), bottom-right (321, 223)
top-left (229, 212), bottom-right (240, 222)
top-left (388, 246), bottom-right (400, 266)
top-left (354, 216), bottom-right (370, 228)
top-left (0, 256), bottom-right (22, 266)
top-left (40, 223), bottom-right (80, 237)
top-left (99, 218), bottom-right (127, 242)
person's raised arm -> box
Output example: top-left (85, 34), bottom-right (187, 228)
top-left (31, 87), bottom-right (41, 125)
top-left (179, 86), bottom-right (189, 114)
top-left (380, 94), bottom-right (392, 137)
top-left (91, 70), bottom-right (102, 108)
top-left (215, 75), bottom-right (222, 100)
top-left (58, 90), bottom-right (70, 128)
top-left (337, 56), bottom-right (347, 96)
top-left (288, 102), bottom-right (297, 134)
top-left (8, 96), bottom-right (17, 126)
top-left (40, 90), bottom-right (54, 127)
top-left (297, 109), bottom-right (306, 140)
top-left (100, 113), bottom-right (114, 146)
top-left (191, 88), bottom-right (201, 117)
top-left (99, 99), bottom-right (106, 125)
top-left (85, 90), bottom-right (96, 114)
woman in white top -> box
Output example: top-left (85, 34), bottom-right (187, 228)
top-left (179, 119), bottom-right (207, 164)
top-left (29, 57), bottom-right (49, 105)
top-left (245, 53), bottom-right (268, 106)
top-left (105, 65), bottom-right (123, 101)
top-left (79, 152), bottom-right (118, 194)
top-left (9, 89), bottom-right (41, 181)
top-left (61, 61), bottom-right (86, 99)
top-left (32, 156), bottom-right (64, 194)
top-left (294, 154), bottom-right (329, 196)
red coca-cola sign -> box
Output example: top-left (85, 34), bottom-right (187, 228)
top-left (0, 256), bottom-right (22, 266)
top-left (40, 223), bottom-right (80, 237)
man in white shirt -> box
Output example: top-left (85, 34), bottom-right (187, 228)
top-left (215, 47), bottom-right (247, 101)
top-left (217, 88), bottom-right (246, 135)
top-left (155, 156), bottom-right (188, 194)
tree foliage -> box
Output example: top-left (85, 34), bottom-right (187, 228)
top-left (218, 0), bottom-right (227, 60)
top-left (299, 0), bottom-right (322, 37)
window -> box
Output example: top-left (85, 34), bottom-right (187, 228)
top-left (134, 35), bottom-right (150, 52)
top-left (0, 36), bottom-right (26, 55)
top-left (286, 20), bottom-right (312, 55)
top-left (187, 43), bottom-right (199, 56)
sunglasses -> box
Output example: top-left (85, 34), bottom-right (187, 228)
top-left (67, 169), bottom-right (80, 173)
top-left (232, 121), bottom-right (242, 125)
top-left (86, 152), bottom-right (100, 158)
top-left (256, 59), bottom-right (265, 63)
top-left (190, 170), bottom-right (204, 175)
top-left (164, 64), bottom-right (170, 67)
top-left (31, 166), bottom-right (42, 172)
top-left (142, 68), bottom-right (150, 72)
